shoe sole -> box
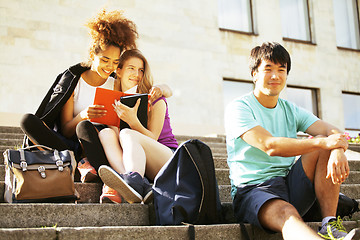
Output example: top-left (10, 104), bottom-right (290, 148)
top-left (98, 166), bottom-right (143, 204)
top-left (344, 228), bottom-right (360, 240)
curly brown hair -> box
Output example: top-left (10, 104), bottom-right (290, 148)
top-left (86, 9), bottom-right (138, 57)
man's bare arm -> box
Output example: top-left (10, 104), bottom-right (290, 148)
top-left (241, 124), bottom-right (348, 157)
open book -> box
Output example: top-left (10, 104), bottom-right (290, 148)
top-left (91, 87), bottom-right (148, 129)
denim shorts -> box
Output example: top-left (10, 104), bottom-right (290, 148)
top-left (232, 158), bottom-right (316, 230)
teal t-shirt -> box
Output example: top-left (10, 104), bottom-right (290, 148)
top-left (224, 92), bottom-right (319, 199)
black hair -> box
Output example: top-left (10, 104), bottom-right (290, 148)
top-left (249, 42), bottom-right (291, 76)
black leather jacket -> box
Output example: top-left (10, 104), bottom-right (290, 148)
top-left (35, 63), bottom-right (89, 132)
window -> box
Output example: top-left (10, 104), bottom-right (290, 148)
top-left (333, 0), bottom-right (360, 49)
top-left (280, 0), bottom-right (311, 42)
top-left (223, 80), bottom-right (253, 109)
top-left (218, 0), bottom-right (254, 33)
top-left (286, 86), bottom-right (318, 116)
top-left (342, 92), bottom-right (360, 136)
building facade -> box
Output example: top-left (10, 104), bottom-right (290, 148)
top-left (1, 0), bottom-right (359, 136)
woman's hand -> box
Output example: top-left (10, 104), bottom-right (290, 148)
top-left (79, 105), bottom-right (107, 120)
top-left (148, 86), bottom-right (163, 104)
top-left (113, 99), bottom-right (141, 127)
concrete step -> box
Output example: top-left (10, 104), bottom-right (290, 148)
top-left (1, 126), bottom-right (360, 239)
top-left (0, 221), bottom-right (359, 240)
top-left (0, 132), bottom-right (24, 140)
top-left (0, 224), bottom-right (249, 240)
top-left (0, 139), bottom-right (23, 148)
top-left (176, 135), bottom-right (226, 144)
top-left (0, 201), bottom-right (236, 227)
top-left (0, 126), bottom-right (23, 134)
top-left (0, 203), bottom-right (150, 228)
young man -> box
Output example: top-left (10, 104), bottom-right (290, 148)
top-left (225, 42), bottom-right (359, 240)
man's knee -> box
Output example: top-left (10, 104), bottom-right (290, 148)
top-left (259, 199), bottom-right (301, 227)
top-left (301, 149), bottom-right (331, 181)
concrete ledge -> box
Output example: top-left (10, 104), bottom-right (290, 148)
top-left (0, 227), bottom-right (57, 240)
top-left (58, 225), bottom-right (191, 240)
top-left (0, 222), bottom-right (359, 240)
top-left (0, 203), bottom-right (150, 228)
top-left (194, 224), bottom-right (243, 239)
top-left (0, 221), bottom-right (359, 240)
top-left (349, 144), bottom-right (360, 153)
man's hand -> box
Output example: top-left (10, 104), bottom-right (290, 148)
top-left (326, 148), bottom-right (349, 184)
top-left (322, 133), bottom-right (348, 151)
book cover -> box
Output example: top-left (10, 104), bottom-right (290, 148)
top-left (120, 94), bottom-right (148, 130)
top-left (91, 88), bottom-right (148, 128)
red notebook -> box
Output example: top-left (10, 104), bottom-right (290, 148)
top-left (91, 88), bottom-right (148, 128)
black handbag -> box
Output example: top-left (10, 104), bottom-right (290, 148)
top-left (3, 145), bottom-right (79, 203)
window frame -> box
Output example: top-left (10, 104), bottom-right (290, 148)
top-left (286, 85), bottom-right (320, 117)
top-left (222, 78), bottom-right (254, 109)
top-left (280, 0), bottom-right (315, 45)
top-left (333, 0), bottom-right (360, 51)
top-left (218, 0), bottom-right (257, 35)
top-left (342, 91), bottom-right (360, 131)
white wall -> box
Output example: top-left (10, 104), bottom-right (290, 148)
top-left (1, 0), bottom-right (359, 136)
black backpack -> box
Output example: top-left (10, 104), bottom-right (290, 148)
top-left (303, 193), bottom-right (359, 221)
top-left (152, 139), bottom-right (223, 225)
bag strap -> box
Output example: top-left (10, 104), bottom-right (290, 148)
top-left (183, 141), bottom-right (207, 222)
top-left (19, 149), bottom-right (27, 171)
top-left (54, 150), bottom-right (64, 171)
top-left (21, 145), bottom-right (55, 151)
top-left (184, 139), bottom-right (218, 224)
top-left (18, 146), bottom-right (64, 172)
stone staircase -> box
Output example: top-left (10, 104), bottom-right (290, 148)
top-left (1, 126), bottom-right (360, 240)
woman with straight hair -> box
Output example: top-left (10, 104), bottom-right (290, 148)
top-left (98, 49), bottom-right (178, 204)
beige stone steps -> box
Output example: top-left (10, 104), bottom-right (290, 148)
top-left (175, 135), bottom-right (226, 144)
top-left (1, 221), bottom-right (359, 240)
top-left (1, 126), bottom-right (360, 240)
top-left (0, 127), bottom-right (23, 134)
top-left (0, 181), bottom-right (238, 223)
top-left (0, 224), bottom-right (249, 240)
top-left (0, 203), bottom-right (150, 228)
